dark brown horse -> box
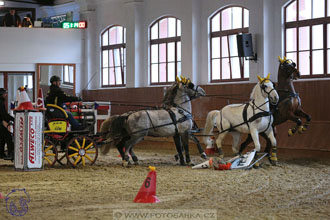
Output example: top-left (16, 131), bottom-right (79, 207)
top-left (239, 57), bottom-right (311, 165)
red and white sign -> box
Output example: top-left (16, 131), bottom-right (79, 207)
top-left (14, 113), bottom-right (25, 169)
top-left (27, 112), bottom-right (43, 168)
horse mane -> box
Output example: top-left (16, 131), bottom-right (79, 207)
top-left (162, 83), bottom-right (179, 107)
top-left (250, 83), bottom-right (260, 100)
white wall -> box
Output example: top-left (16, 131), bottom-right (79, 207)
top-left (0, 27), bottom-right (84, 95)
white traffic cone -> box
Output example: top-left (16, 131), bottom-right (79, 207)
top-left (14, 86), bottom-right (35, 111)
top-left (192, 158), bottom-right (213, 169)
top-left (36, 88), bottom-right (46, 110)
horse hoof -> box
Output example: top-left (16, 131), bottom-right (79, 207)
top-left (200, 153), bottom-right (207, 160)
top-left (298, 126), bottom-right (305, 134)
top-left (186, 161), bottom-right (194, 166)
top-left (179, 161), bottom-right (186, 166)
top-left (122, 160), bottom-right (131, 168)
top-left (174, 154), bottom-right (179, 161)
top-left (134, 161), bottom-right (139, 165)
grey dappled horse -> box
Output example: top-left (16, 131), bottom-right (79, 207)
top-left (101, 79), bottom-right (205, 166)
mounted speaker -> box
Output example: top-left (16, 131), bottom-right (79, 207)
top-left (237, 33), bottom-right (254, 57)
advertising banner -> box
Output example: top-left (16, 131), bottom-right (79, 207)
top-left (14, 113), bottom-right (25, 169)
top-left (26, 112), bottom-right (43, 169)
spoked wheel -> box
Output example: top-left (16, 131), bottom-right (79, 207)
top-left (66, 135), bottom-right (98, 167)
top-left (43, 138), bottom-right (58, 167)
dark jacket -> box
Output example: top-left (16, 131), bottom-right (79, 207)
top-left (45, 84), bottom-right (79, 107)
top-left (3, 13), bottom-right (21, 27)
top-left (0, 97), bottom-right (14, 123)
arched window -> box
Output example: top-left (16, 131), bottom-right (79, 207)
top-left (150, 16), bottom-right (181, 85)
top-left (285, 0), bottom-right (330, 77)
top-left (210, 6), bottom-right (249, 82)
top-left (101, 25), bottom-right (126, 87)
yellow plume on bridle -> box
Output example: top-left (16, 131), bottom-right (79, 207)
top-left (176, 76), bottom-right (190, 85)
top-left (278, 56), bottom-right (292, 64)
top-left (257, 73), bottom-right (271, 83)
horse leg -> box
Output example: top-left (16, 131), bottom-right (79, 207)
top-left (122, 137), bottom-right (143, 167)
top-left (215, 132), bottom-right (227, 164)
top-left (128, 148), bottom-right (139, 165)
top-left (189, 134), bottom-right (207, 159)
top-left (295, 107), bottom-right (311, 133)
top-left (250, 129), bottom-right (263, 168)
top-left (181, 132), bottom-right (192, 165)
top-left (173, 134), bottom-right (185, 166)
top-left (287, 111), bottom-right (302, 136)
top-left (239, 134), bottom-right (253, 155)
top-left (265, 128), bottom-right (278, 166)
top-left (231, 132), bottom-right (241, 155)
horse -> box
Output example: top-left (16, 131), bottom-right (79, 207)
top-left (203, 74), bottom-right (279, 167)
top-left (100, 77), bottom-right (206, 167)
top-left (239, 57), bottom-right (311, 165)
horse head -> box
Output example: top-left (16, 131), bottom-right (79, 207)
top-left (278, 56), bottom-right (300, 80)
top-left (257, 73), bottom-right (279, 105)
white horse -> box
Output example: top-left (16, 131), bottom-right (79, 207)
top-left (203, 74), bottom-right (279, 167)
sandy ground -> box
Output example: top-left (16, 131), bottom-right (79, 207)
top-left (0, 147), bottom-right (329, 220)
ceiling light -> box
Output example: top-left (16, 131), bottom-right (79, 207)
top-left (0, 1), bottom-right (4, 7)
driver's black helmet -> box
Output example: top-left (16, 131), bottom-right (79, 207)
top-left (0, 88), bottom-right (7, 95)
top-left (50, 75), bottom-right (61, 83)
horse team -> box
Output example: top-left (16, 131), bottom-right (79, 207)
top-left (100, 57), bottom-right (311, 168)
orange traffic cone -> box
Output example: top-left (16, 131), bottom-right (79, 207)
top-left (36, 88), bottom-right (46, 111)
top-left (133, 166), bottom-right (160, 203)
top-left (14, 86), bottom-right (35, 111)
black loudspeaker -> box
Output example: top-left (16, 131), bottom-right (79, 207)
top-left (237, 33), bottom-right (254, 57)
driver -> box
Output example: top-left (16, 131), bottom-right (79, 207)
top-left (0, 88), bottom-right (14, 160)
top-left (45, 76), bottom-right (84, 130)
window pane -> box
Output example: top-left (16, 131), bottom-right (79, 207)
top-left (102, 30), bottom-right (108, 46)
top-left (159, 43), bottom-right (166, 62)
top-left (312, 50), bottom-right (324, 74)
top-left (160, 63), bottom-right (167, 82)
top-left (299, 0), bottom-right (311, 20)
top-left (115, 67), bottom-right (122, 84)
top-left (114, 49), bottom-right (120, 66)
top-left (116, 26), bottom-right (123, 44)
top-left (212, 59), bottom-right (220, 80)
top-left (299, 26), bottom-right (310, 50)
top-left (151, 23), bottom-right (158, 40)
top-left (221, 36), bottom-right (229, 57)
top-left (299, 51), bottom-right (310, 75)
top-left (286, 1), bottom-right (297, 22)
top-left (159, 18), bottom-right (168, 38)
top-left (221, 58), bottom-right (230, 79)
top-left (328, 24), bottom-right (330, 48)
top-left (312, 25), bottom-right (323, 49)
top-left (109, 27), bottom-right (116, 45)
top-left (177, 20), bottom-right (181, 36)
top-left (229, 35), bottom-right (238, 57)
top-left (177, 62), bottom-right (181, 76)
top-left (244, 9), bottom-right (249, 28)
top-left (103, 68), bottom-right (109, 85)
top-left (168, 62), bottom-right (175, 82)
top-left (212, 37), bottom-right (220, 58)
top-left (151, 45), bottom-right (158, 63)
top-left (168, 42), bottom-right (175, 62)
top-left (123, 48), bottom-right (126, 66)
top-left (124, 28), bottom-right (126, 43)
top-left (327, 50), bottom-right (330, 73)
top-left (328, 0), bottom-right (330, 16)
top-left (221, 8), bottom-right (231, 30)
top-left (244, 59), bottom-right (249, 78)
top-left (312, 0), bottom-right (324, 18)
top-left (103, 50), bottom-right (108, 67)
top-left (109, 50), bottom-right (114, 67)
top-left (151, 64), bottom-right (159, 83)
top-left (168, 17), bottom-right (176, 37)
top-left (212, 13), bottom-right (220, 32)
top-left (231, 57), bottom-right (241, 79)
top-left (177, 42), bottom-right (181, 61)
top-left (232, 7), bottom-right (242, 29)
top-left (286, 52), bottom-right (297, 64)
top-left (109, 68), bottom-right (115, 85)
top-left (286, 28), bottom-right (297, 51)
top-left (69, 66), bottom-right (73, 83)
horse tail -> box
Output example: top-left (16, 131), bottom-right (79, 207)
top-left (203, 110), bottom-right (220, 147)
top-left (100, 115), bottom-right (120, 155)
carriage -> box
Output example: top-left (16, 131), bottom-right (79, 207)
top-left (42, 102), bottom-right (105, 168)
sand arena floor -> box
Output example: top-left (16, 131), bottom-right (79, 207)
top-left (0, 147), bottom-right (329, 220)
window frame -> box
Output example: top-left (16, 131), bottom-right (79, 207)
top-left (149, 16), bottom-right (181, 85)
top-left (62, 65), bottom-right (74, 86)
top-left (284, 0), bottom-right (330, 78)
top-left (210, 5), bottom-right (250, 83)
top-left (101, 25), bottom-right (126, 87)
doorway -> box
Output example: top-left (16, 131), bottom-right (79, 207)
top-left (0, 72), bottom-right (35, 112)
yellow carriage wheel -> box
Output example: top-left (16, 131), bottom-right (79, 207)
top-left (65, 135), bottom-right (98, 167)
top-left (43, 138), bottom-right (58, 167)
